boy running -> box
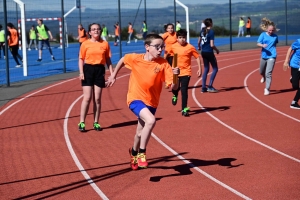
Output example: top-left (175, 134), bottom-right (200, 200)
top-left (106, 34), bottom-right (179, 170)
top-left (169, 29), bottom-right (202, 116)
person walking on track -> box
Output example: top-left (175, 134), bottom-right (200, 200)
top-left (257, 17), bottom-right (278, 96)
top-left (283, 38), bottom-right (300, 109)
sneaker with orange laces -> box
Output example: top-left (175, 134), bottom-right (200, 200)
top-left (137, 153), bottom-right (148, 168)
top-left (129, 148), bottom-right (138, 170)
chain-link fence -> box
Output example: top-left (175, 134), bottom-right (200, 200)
top-left (0, 0), bottom-right (299, 86)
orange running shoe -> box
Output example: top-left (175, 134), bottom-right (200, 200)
top-left (129, 148), bottom-right (138, 170)
top-left (137, 153), bottom-right (148, 168)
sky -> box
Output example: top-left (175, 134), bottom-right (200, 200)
top-left (5, 0), bottom-right (269, 11)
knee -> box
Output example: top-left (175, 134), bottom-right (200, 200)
top-left (145, 117), bottom-right (156, 128)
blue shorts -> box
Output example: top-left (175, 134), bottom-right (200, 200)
top-left (129, 100), bottom-right (156, 118)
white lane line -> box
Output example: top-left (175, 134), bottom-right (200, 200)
top-left (0, 78), bottom-right (77, 115)
top-left (244, 66), bottom-right (300, 123)
top-left (191, 60), bottom-right (300, 163)
top-left (151, 133), bottom-right (252, 200)
top-left (64, 95), bottom-right (109, 200)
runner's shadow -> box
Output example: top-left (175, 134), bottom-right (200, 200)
top-left (103, 118), bottom-right (162, 130)
top-left (217, 86), bottom-right (245, 92)
top-left (270, 88), bottom-right (295, 95)
top-left (188, 106), bottom-right (230, 116)
top-left (149, 158), bottom-right (243, 182)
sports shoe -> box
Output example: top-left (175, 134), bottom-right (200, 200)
top-left (260, 77), bottom-right (265, 83)
top-left (52, 56), bottom-right (56, 61)
top-left (182, 107), bottom-right (190, 117)
top-left (28, 48), bottom-right (31, 51)
top-left (137, 153), bottom-right (148, 168)
top-left (201, 88), bottom-right (207, 93)
top-left (129, 148), bottom-right (138, 170)
top-left (207, 87), bottom-right (218, 93)
top-left (290, 77), bottom-right (292, 84)
top-left (264, 88), bottom-right (269, 95)
top-left (37, 58), bottom-right (42, 62)
top-left (93, 122), bottom-right (102, 131)
top-left (15, 65), bottom-right (21, 68)
top-left (290, 102), bottom-right (300, 109)
top-left (172, 95), bottom-right (177, 105)
top-left (78, 122), bottom-right (86, 132)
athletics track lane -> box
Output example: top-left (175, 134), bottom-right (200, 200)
top-left (0, 47), bottom-right (299, 199)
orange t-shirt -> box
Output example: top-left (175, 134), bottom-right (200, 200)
top-left (124, 53), bottom-right (173, 108)
top-left (115, 25), bottom-right (119, 36)
top-left (128, 25), bottom-right (133, 33)
top-left (79, 39), bottom-right (111, 65)
top-left (246, 19), bottom-right (251, 28)
top-left (162, 32), bottom-right (177, 56)
top-left (8, 28), bottom-right (19, 46)
top-left (169, 42), bottom-right (199, 77)
top-left (78, 28), bottom-right (87, 43)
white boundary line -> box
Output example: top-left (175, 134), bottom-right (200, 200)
top-left (191, 60), bottom-right (300, 163)
top-left (244, 65), bottom-right (300, 123)
top-left (0, 78), bottom-right (77, 115)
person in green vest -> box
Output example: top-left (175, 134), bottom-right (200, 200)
top-left (237, 17), bottom-right (245, 37)
top-left (28, 25), bottom-right (37, 51)
top-left (0, 24), bottom-right (5, 59)
top-left (140, 20), bottom-right (147, 40)
top-left (35, 19), bottom-right (55, 62)
top-left (176, 21), bottom-right (181, 31)
top-left (101, 24), bottom-right (108, 41)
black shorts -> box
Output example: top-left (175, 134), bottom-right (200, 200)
top-left (81, 64), bottom-right (106, 88)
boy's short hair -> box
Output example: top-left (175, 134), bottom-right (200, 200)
top-left (144, 34), bottom-right (163, 45)
top-left (176, 29), bottom-right (187, 38)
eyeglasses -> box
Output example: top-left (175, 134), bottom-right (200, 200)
top-left (91, 28), bottom-right (101, 31)
top-left (149, 44), bottom-right (165, 50)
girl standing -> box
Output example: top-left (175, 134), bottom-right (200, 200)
top-left (78, 23), bottom-right (113, 132)
top-left (257, 18), bottom-right (278, 95)
top-left (162, 23), bottom-right (177, 67)
top-left (197, 18), bottom-right (219, 93)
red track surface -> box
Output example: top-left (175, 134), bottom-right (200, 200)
top-left (1, 47), bottom-right (299, 199)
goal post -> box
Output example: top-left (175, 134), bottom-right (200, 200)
top-left (18, 18), bottom-right (63, 50)
top-left (175, 0), bottom-right (189, 43)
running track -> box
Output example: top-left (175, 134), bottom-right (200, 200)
top-left (0, 47), bottom-right (299, 199)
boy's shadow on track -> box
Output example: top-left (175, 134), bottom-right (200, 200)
top-left (149, 157), bottom-right (243, 182)
top-left (188, 106), bottom-right (230, 116)
top-left (187, 86), bottom-right (245, 92)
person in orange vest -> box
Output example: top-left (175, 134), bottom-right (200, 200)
top-left (127, 22), bottom-right (133, 44)
top-left (77, 24), bottom-right (88, 46)
top-left (7, 22), bottom-right (22, 67)
top-left (114, 22), bottom-right (120, 46)
top-left (246, 17), bottom-right (251, 37)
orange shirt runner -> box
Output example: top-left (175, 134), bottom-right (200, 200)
top-left (169, 42), bottom-right (200, 77)
top-left (8, 28), bottom-right (19, 46)
top-left (79, 40), bottom-right (111, 65)
top-left (124, 53), bottom-right (173, 108)
top-left (161, 32), bottom-right (177, 56)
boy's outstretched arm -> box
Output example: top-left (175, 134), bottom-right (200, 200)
top-left (106, 57), bottom-right (125, 87)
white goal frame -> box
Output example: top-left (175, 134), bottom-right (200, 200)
top-left (18, 17), bottom-right (63, 50)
